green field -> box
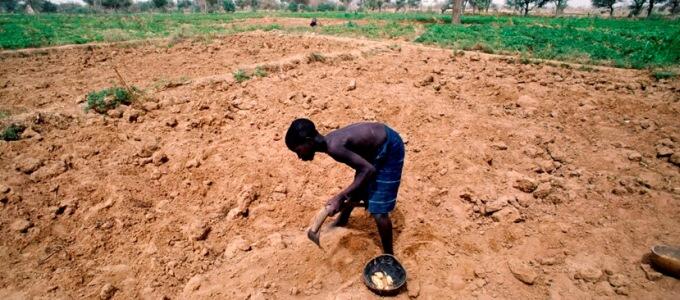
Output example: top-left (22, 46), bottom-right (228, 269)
top-left (1, 12), bottom-right (679, 69)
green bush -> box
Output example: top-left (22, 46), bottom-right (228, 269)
top-left (652, 71), bottom-right (677, 80)
top-left (86, 87), bottom-right (133, 113)
top-left (223, 0), bottom-right (236, 12)
top-left (254, 66), bottom-right (267, 77)
top-left (287, 2), bottom-right (298, 12)
top-left (317, 2), bottom-right (337, 11)
top-left (233, 69), bottom-right (250, 82)
top-left (1, 124), bottom-right (26, 141)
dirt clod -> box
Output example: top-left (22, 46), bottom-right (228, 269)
top-left (99, 283), bottom-right (117, 300)
top-left (513, 178), bottom-right (538, 193)
top-left (640, 264), bottom-right (663, 281)
top-left (492, 207), bottom-right (521, 223)
top-left (507, 259), bottom-right (537, 285)
top-left (346, 79), bottom-right (356, 91)
top-left (10, 218), bottom-right (32, 233)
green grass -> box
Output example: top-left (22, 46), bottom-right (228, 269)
top-left (317, 21), bottom-right (416, 39)
top-left (85, 87), bottom-right (134, 113)
top-left (253, 66), bottom-right (267, 77)
top-left (1, 124), bottom-right (26, 141)
top-left (652, 70), bottom-right (677, 80)
top-left (233, 69), bottom-right (250, 82)
top-left (414, 15), bottom-right (680, 69)
top-left (1, 12), bottom-right (678, 69)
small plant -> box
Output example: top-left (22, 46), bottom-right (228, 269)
top-left (1, 123), bottom-right (26, 141)
top-left (254, 66), bottom-right (268, 78)
top-left (233, 69), bottom-right (250, 82)
top-left (652, 71), bottom-right (677, 80)
top-left (0, 111), bottom-right (9, 119)
top-left (308, 52), bottom-right (325, 63)
top-left (387, 44), bottom-right (401, 51)
top-left (577, 65), bottom-right (594, 72)
top-left (86, 87), bottom-right (134, 114)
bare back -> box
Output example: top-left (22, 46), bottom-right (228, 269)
top-left (324, 122), bottom-right (387, 164)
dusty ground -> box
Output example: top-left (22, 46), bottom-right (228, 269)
top-left (1, 30), bottom-right (679, 299)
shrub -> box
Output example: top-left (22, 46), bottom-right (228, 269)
top-left (1, 124), bottom-right (26, 141)
top-left (652, 71), bottom-right (677, 80)
top-left (86, 87), bottom-right (134, 113)
top-left (254, 66), bottom-right (267, 77)
top-left (308, 52), bottom-right (325, 63)
top-left (233, 69), bottom-right (250, 82)
top-left (41, 0), bottom-right (58, 12)
top-left (287, 1), bottom-right (298, 11)
top-left (317, 1), bottom-right (336, 11)
top-left (223, 0), bottom-right (235, 12)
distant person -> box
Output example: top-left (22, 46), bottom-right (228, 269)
top-left (310, 18), bottom-right (318, 28)
top-left (285, 119), bottom-right (405, 255)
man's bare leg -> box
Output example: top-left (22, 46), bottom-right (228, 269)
top-left (373, 213), bottom-right (393, 255)
top-left (332, 205), bottom-right (354, 227)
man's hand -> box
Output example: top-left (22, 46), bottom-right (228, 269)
top-left (326, 194), bottom-right (346, 216)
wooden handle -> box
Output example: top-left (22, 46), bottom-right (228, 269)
top-left (309, 206), bottom-right (330, 233)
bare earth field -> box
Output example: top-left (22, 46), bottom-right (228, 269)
top-left (1, 30), bottom-right (679, 299)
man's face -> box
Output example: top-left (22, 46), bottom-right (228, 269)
top-left (294, 142), bottom-right (315, 161)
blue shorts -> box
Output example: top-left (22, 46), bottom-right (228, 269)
top-left (354, 125), bottom-right (405, 214)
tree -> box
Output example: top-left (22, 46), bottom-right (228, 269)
top-left (249, 0), bottom-right (258, 10)
top-left (223, 0), bottom-right (235, 11)
top-left (505, 0), bottom-right (547, 16)
top-left (152, 0), bottom-right (167, 8)
top-left (628, 0), bottom-right (645, 16)
top-left (235, 0), bottom-right (247, 9)
top-left (364, 0), bottom-right (384, 11)
top-left (177, 0), bottom-right (192, 9)
top-left (101, 0), bottom-right (132, 9)
top-left (1, 0), bottom-right (19, 12)
top-left (340, 0), bottom-right (351, 10)
top-left (259, 0), bottom-right (277, 10)
top-left (663, 0), bottom-right (679, 14)
top-left (407, 0), bottom-right (420, 10)
top-left (451, 0), bottom-right (462, 23)
top-left (395, 0), bottom-right (406, 11)
top-left (40, 0), bottom-right (57, 11)
top-left (552, 0), bottom-right (567, 14)
top-left (647, 0), bottom-right (669, 17)
top-left (591, 0), bottom-right (617, 16)
top-left (287, 1), bottom-right (298, 10)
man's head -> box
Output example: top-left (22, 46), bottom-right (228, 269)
top-left (285, 118), bottom-right (320, 161)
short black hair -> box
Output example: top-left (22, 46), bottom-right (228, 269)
top-left (285, 118), bottom-right (318, 149)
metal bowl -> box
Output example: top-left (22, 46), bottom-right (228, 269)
top-left (650, 245), bottom-right (680, 277)
top-left (362, 254), bottom-right (407, 296)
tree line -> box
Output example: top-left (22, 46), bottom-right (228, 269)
top-left (1, 0), bottom-right (677, 17)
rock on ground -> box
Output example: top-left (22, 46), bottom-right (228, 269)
top-left (533, 182), bottom-right (553, 199)
top-left (485, 196), bottom-right (511, 214)
top-left (575, 265), bottom-right (603, 282)
top-left (346, 80), bottom-right (356, 91)
top-left (656, 146), bottom-right (673, 158)
top-left (10, 218), bottom-right (32, 233)
top-left (99, 283), bottom-right (117, 300)
top-left (607, 274), bottom-right (629, 287)
top-left (507, 259), bottom-right (537, 285)
top-left (640, 264), bottom-right (663, 281)
top-left (224, 236), bottom-right (251, 259)
top-left (670, 153), bottom-right (680, 166)
top-left (188, 221), bottom-right (211, 241)
top-left (492, 207), bottom-right (521, 223)
top-left (14, 157), bottom-right (44, 174)
top-left (513, 178), bottom-right (537, 193)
